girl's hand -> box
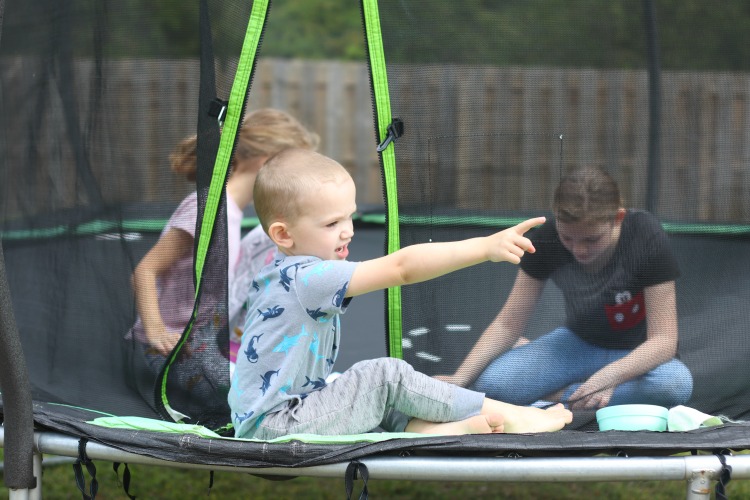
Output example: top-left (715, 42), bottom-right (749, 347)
top-left (568, 383), bottom-right (615, 410)
top-left (146, 326), bottom-right (181, 356)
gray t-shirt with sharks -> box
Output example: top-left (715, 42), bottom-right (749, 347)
top-left (228, 252), bottom-right (357, 438)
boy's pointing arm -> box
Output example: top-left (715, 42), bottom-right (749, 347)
top-left (346, 216), bottom-right (545, 298)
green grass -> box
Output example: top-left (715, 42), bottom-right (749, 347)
top-left (2, 455), bottom-right (750, 499)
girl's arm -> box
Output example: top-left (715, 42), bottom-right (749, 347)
top-left (568, 280), bottom-right (678, 409)
top-left (131, 228), bottom-right (193, 355)
top-left (346, 217), bottom-right (545, 298)
top-left (435, 270), bottom-right (544, 387)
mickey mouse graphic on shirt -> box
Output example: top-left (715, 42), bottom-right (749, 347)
top-left (604, 289), bottom-right (646, 331)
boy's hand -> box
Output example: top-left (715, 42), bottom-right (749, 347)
top-left (486, 216), bottom-right (545, 264)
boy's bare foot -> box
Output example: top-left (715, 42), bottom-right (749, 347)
top-left (482, 400), bottom-right (572, 433)
top-left (405, 413), bottom-right (505, 435)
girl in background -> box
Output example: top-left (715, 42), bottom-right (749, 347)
top-left (129, 109), bottom-right (319, 385)
top-left (437, 166), bottom-right (693, 410)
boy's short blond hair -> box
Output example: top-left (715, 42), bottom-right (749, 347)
top-left (254, 148), bottom-right (351, 233)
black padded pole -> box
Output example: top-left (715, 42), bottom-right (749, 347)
top-left (0, 240), bottom-right (37, 490)
top-left (643, 0), bottom-right (662, 214)
top-left (0, 0), bottom-right (36, 489)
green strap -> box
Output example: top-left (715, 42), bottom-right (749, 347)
top-left (361, 0), bottom-right (403, 359)
top-left (161, 0), bottom-right (270, 420)
top-left (3, 215), bottom-right (749, 242)
top-left (194, 0), bottom-right (268, 287)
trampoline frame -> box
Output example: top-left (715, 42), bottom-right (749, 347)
top-left (0, 427), bottom-right (748, 499)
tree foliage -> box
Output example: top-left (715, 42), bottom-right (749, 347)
top-left (261, 0), bottom-right (365, 60)
top-left (258, 0), bottom-right (750, 71)
top-left (2, 0), bottom-right (750, 71)
top-left (370, 0), bottom-right (750, 70)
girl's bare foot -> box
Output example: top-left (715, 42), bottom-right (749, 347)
top-left (481, 399), bottom-right (572, 433)
top-left (405, 413), bottom-right (505, 435)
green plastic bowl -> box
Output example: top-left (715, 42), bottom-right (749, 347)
top-left (596, 404), bottom-right (669, 431)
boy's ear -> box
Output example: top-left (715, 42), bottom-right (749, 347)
top-left (268, 221), bottom-right (293, 249)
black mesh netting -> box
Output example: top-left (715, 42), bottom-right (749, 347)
top-left (0, 0), bottom-right (253, 429)
top-left (376, 0), bottom-right (750, 427)
top-left (2, 0), bottom-right (750, 467)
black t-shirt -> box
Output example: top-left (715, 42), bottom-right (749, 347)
top-left (520, 210), bottom-right (680, 350)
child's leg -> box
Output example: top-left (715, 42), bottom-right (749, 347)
top-left (473, 327), bottom-right (613, 405)
top-left (255, 357), bottom-right (570, 439)
top-left (256, 357), bottom-right (494, 438)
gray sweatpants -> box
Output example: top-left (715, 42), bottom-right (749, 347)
top-left (255, 357), bottom-right (485, 439)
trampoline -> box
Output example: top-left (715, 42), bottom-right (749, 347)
top-left (3, 1), bottom-right (750, 498)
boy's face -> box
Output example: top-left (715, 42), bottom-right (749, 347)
top-left (284, 175), bottom-right (357, 260)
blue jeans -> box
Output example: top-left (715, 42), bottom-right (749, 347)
top-left (473, 327), bottom-right (693, 407)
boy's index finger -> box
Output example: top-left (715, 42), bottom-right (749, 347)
top-left (515, 216), bottom-right (546, 234)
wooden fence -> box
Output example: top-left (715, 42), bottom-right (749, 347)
top-left (383, 65), bottom-right (750, 223)
top-left (2, 57), bottom-right (749, 223)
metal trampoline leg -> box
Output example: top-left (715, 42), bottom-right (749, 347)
top-left (6, 453), bottom-right (41, 500)
top-left (30, 452), bottom-right (42, 500)
top-left (7, 489), bottom-right (30, 500)
top-left (686, 470), bottom-right (712, 500)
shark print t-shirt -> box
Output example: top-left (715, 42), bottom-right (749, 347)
top-left (228, 253), bottom-right (357, 438)
top-left (520, 210), bottom-right (679, 350)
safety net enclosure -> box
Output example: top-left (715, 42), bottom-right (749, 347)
top-left (374, 0), bottom-right (750, 433)
top-left (0, 0), bottom-right (259, 430)
top-left (2, 0), bottom-right (750, 484)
